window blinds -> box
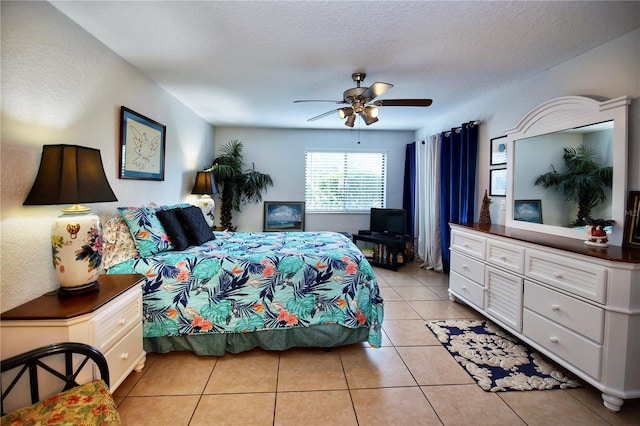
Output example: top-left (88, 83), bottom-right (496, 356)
top-left (305, 151), bottom-right (386, 211)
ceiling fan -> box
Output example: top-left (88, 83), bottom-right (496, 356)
top-left (294, 72), bottom-right (432, 127)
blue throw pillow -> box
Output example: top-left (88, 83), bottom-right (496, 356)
top-left (177, 205), bottom-right (215, 246)
top-left (156, 208), bottom-right (190, 251)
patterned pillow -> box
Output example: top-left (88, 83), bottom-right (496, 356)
top-left (102, 215), bottom-right (139, 269)
top-left (156, 208), bottom-right (190, 251)
top-left (177, 205), bottom-right (215, 246)
top-left (117, 206), bottom-right (173, 257)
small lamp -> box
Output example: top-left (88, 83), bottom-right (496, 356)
top-left (344, 113), bottom-right (356, 128)
top-left (360, 106), bottom-right (379, 125)
top-left (338, 107), bottom-right (354, 119)
top-left (191, 171), bottom-right (219, 227)
top-left (23, 145), bottom-right (117, 295)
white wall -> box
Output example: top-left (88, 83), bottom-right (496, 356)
top-left (213, 127), bottom-right (413, 233)
top-left (1, 2), bottom-right (215, 311)
top-left (415, 28), bottom-right (640, 225)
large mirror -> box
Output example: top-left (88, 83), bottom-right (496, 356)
top-left (505, 96), bottom-right (630, 246)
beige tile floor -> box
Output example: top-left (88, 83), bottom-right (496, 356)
top-left (113, 262), bottom-right (640, 425)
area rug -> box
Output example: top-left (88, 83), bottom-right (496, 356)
top-left (426, 319), bottom-right (580, 392)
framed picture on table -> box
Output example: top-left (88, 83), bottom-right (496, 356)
top-left (263, 201), bottom-right (305, 232)
top-left (514, 199), bottom-right (543, 224)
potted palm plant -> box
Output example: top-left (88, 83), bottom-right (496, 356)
top-left (206, 140), bottom-right (273, 231)
top-left (535, 144), bottom-right (613, 226)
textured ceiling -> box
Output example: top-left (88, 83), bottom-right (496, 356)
top-left (50, 1), bottom-right (640, 131)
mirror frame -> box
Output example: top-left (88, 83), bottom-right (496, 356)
top-left (504, 96), bottom-right (631, 246)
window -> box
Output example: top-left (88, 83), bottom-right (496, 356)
top-left (305, 151), bottom-right (386, 212)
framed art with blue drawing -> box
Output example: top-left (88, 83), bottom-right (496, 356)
top-left (119, 106), bottom-right (166, 181)
top-left (490, 136), bottom-right (507, 166)
top-left (263, 201), bottom-right (305, 232)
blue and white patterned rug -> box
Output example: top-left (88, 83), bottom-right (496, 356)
top-left (426, 319), bottom-right (580, 392)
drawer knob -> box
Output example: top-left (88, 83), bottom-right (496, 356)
top-left (118, 318), bottom-right (126, 325)
top-left (499, 255), bottom-right (507, 261)
top-left (121, 352), bottom-right (129, 360)
top-left (462, 264), bottom-right (469, 270)
top-left (461, 286), bottom-right (467, 291)
top-left (551, 304), bottom-right (560, 311)
top-left (549, 336), bottom-right (559, 344)
top-left (463, 243), bottom-right (470, 248)
top-left (554, 272), bottom-right (563, 279)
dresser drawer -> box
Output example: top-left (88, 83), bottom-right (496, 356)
top-left (100, 323), bottom-right (144, 390)
top-left (450, 272), bottom-right (485, 309)
top-left (524, 281), bottom-right (604, 343)
top-left (523, 309), bottom-right (602, 380)
top-left (451, 251), bottom-right (485, 285)
top-left (525, 250), bottom-right (607, 303)
top-left (451, 229), bottom-right (486, 260)
top-left (91, 286), bottom-right (142, 352)
top-left (485, 266), bottom-right (523, 331)
top-left (487, 239), bottom-right (524, 274)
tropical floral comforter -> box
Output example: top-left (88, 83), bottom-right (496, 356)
top-left (108, 231), bottom-right (383, 348)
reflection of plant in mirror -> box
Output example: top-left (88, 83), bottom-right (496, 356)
top-left (535, 144), bottom-right (612, 226)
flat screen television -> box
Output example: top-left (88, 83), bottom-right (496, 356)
top-left (370, 208), bottom-right (406, 236)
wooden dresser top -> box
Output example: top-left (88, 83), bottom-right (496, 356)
top-left (452, 223), bottom-right (640, 264)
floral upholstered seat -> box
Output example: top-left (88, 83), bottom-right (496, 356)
top-left (1, 379), bottom-right (120, 426)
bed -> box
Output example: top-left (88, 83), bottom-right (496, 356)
top-left (103, 205), bottom-right (384, 356)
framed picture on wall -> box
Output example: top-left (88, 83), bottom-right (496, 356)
top-left (263, 201), bottom-right (305, 232)
top-left (490, 136), bottom-right (508, 166)
top-left (489, 168), bottom-right (507, 197)
top-left (623, 191), bottom-right (640, 248)
top-left (119, 106), bottom-right (166, 181)
top-left (514, 199), bottom-right (543, 223)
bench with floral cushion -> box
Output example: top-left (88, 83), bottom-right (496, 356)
top-left (1, 342), bottom-right (121, 425)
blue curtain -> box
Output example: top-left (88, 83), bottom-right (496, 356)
top-left (403, 142), bottom-right (416, 238)
top-left (439, 123), bottom-right (479, 272)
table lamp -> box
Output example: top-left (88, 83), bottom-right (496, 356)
top-left (191, 171), bottom-right (219, 227)
top-left (23, 145), bottom-right (118, 295)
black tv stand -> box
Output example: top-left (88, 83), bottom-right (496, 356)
top-left (352, 232), bottom-right (409, 271)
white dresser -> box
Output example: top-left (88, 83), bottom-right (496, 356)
top-left (1, 274), bottom-right (146, 412)
top-left (449, 223), bottom-right (640, 412)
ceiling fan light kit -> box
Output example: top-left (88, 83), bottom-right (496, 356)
top-left (295, 72), bottom-right (432, 126)
top-left (345, 114), bottom-right (356, 128)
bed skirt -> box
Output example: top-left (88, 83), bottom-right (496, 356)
top-left (144, 324), bottom-right (370, 356)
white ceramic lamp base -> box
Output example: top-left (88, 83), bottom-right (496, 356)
top-left (196, 195), bottom-right (215, 228)
top-left (51, 210), bottom-right (103, 294)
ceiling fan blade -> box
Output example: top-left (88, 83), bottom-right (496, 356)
top-left (294, 100), bottom-right (344, 104)
top-left (360, 82), bottom-right (393, 100)
top-left (373, 99), bottom-right (433, 107)
top-left (308, 109), bottom-right (340, 121)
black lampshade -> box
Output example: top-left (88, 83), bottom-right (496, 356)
top-left (191, 171), bottom-right (219, 195)
top-left (24, 145), bottom-right (117, 206)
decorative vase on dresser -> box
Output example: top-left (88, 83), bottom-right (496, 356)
top-left (0, 274), bottom-right (146, 414)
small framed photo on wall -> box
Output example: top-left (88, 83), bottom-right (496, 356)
top-left (490, 136), bottom-right (507, 166)
top-left (489, 168), bottom-right (507, 197)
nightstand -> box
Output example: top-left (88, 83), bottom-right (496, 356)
top-left (1, 274), bottom-right (146, 393)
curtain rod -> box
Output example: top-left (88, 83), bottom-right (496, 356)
top-left (444, 120), bottom-right (480, 137)
top-left (420, 120), bottom-right (481, 143)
